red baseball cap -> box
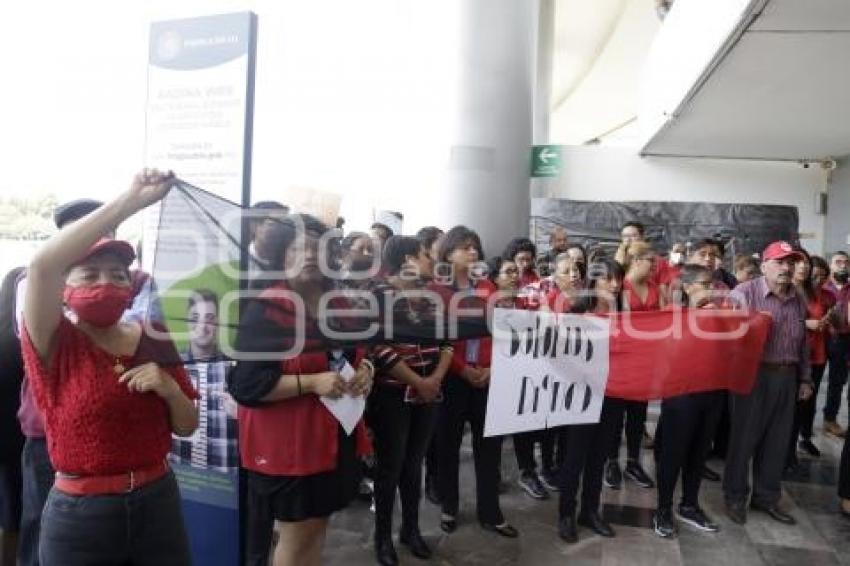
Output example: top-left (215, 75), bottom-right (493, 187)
top-left (762, 241), bottom-right (803, 262)
top-left (75, 238), bottom-right (136, 267)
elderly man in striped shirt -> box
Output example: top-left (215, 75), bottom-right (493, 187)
top-left (723, 241), bottom-right (814, 526)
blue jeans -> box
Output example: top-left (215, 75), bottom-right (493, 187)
top-left (39, 470), bottom-right (191, 566)
top-left (20, 437), bottom-right (54, 566)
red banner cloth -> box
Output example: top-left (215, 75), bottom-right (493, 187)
top-left (605, 310), bottom-right (772, 401)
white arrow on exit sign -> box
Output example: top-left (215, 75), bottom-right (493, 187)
top-left (539, 148), bottom-right (557, 164)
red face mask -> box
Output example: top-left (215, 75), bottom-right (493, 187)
top-left (63, 283), bottom-right (132, 328)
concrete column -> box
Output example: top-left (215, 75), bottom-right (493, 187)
top-left (438, 0), bottom-right (539, 256)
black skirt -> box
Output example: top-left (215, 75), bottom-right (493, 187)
top-left (247, 426), bottom-right (361, 522)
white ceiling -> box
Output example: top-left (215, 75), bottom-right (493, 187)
top-left (549, 0), bottom-right (660, 145)
top-left (749, 0), bottom-right (850, 30)
top-left (640, 0), bottom-right (850, 160)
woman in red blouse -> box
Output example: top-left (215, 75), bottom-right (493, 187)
top-left (227, 214), bottom-right (374, 566)
top-left (605, 241), bottom-right (663, 492)
top-left (20, 170), bottom-right (199, 566)
top-left (787, 254), bottom-right (836, 468)
top-left (428, 226), bottom-right (517, 538)
top-left (622, 241), bottom-right (665, 313)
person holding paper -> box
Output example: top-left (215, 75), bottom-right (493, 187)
top-left (227, 214), bottom-right (374, 566)
top-left (428, 226), bottom-right (518, 539)
top-left (367, 236), bottom-right (453, 566)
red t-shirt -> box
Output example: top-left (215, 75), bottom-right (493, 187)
top-left (20, 319), bottom-right (197, 475)
top-left (544, 286), bottom-right (574, 314)
top-left (519, 270), bottom-right (540, 289)
top-left (807, 287), bottom-right (836, 365)
top-left (657, 261), bottom-right (681, 286)
top-left (623, 279), bottom-right (662, 312)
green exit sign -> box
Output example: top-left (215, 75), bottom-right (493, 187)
top-left (530, 145), bottom-right (562, 177)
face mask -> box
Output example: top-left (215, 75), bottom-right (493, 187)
top-left (63, 283), bottom-right (131, 327)
top-left (835, 270), bottom-right (849, 284)
top-left (347, 255), bottom-right (375, 274)
top-left (669, 252), bottom-right (683, 266)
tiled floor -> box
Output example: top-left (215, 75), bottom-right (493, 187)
top-left (325, 395), bottom-right (850, 565)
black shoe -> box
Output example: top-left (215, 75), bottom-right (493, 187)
top-left (375, 535), bottom-right (399, 566)
top-left (439, 514), bottom-right (457, 533)
top-left (577, 511), bottom-right (615, 537)
top-left (677, 505), bottom-right (719, 532)
top-left (701, 465), bottom-right (721, 482)
top-left (652, 508), bottom-right (678, 539)
top-left (750, 501), bottom-right (796, 525)
top-left (725, 500), bottom-right (747, 525)
top-left (799, 439), bottom-right (821, 458)
top-left (625, 461), bottom-right (655, 489)
top-left (399, 528), bottom-right (432, 560)
top-left (783, 462), bottom-right (799, 480)
top-left (517, 471), bottom-right (549, 500)
top-left (425, 475), bottom-right (441, 505)
top-left (540, 468), bottom-right (561, 492)
top-left (358, 478), bottom-right (374, 502)
top-left (604, 461), bottom-right (622, 490)
top-left (558, 515), bottom-right (578, 543)
top-left (480, 521), bottom-right (519, 538)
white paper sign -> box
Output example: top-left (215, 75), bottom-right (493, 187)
top-left (321, 361), bottom-right (366, 436)
top-left (484, 309), bottom-right (610, 437)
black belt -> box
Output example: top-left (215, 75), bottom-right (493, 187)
top-left (760, 361), bottom-right (797, 370)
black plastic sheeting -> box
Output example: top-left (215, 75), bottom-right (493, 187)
top-left (530, 198), bottom-right (800, 261)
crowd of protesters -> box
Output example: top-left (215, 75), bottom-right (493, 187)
top-left (0, 171), bottom-right (849, 566)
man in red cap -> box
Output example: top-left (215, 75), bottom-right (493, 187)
top-left (723, 241), bottom-right (814, 526)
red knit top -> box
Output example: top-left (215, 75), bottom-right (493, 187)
top-left (20, 319), bottom-right (198, 475)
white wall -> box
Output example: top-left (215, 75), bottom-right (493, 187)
top-left (546, 145), bottom-right (826, 254)
top-left (825, 157), bottom-right (850, 253)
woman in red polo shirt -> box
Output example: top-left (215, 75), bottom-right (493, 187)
top-left (227, 214), bottom-right (374, 566)
top-left (428, 226), bottom-right (517, 538)
top-left (20, 170), bottom-right (199, 566)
